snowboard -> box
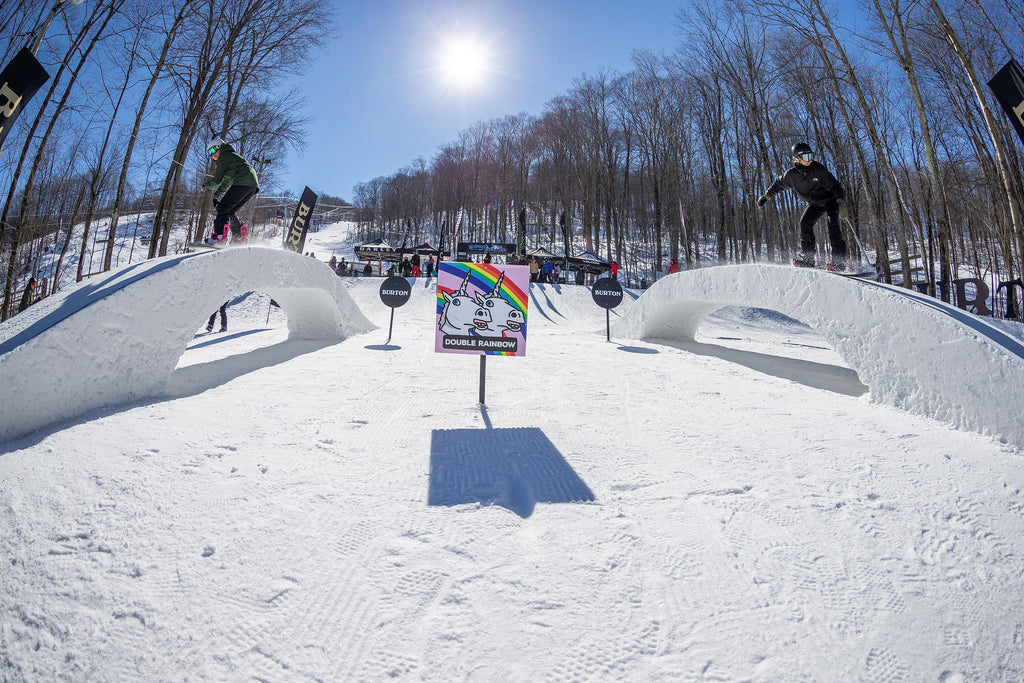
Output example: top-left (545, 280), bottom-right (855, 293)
top-left (187, 241), bottom-right (224, 251)
top-left (792, 260), bottom-right (875, 279)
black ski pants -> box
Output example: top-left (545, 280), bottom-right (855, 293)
top-left (207, 301), bottom-right (227, 330)
top-left (799, 201), bottom-right (847, 259)
top-left (214, 185), bottom-right (259, 237)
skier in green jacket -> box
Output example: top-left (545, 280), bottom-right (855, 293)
top-left (204, 138), bottom-right (260, 246)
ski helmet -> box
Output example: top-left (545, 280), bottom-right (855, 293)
top-left (207, 138), bottom-right (223, 156)
top-left (791, 142), bottom-right (814, 161)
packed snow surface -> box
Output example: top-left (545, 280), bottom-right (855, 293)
top-left (2, 227), bottom-right (1024, 680)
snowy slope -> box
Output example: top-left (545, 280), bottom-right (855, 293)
top-left (2, 263), bottom-right (1024, 680)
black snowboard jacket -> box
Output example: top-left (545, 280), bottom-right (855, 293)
top-left (764, 160), bottom-right (845, 207)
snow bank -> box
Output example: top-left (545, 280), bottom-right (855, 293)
top-left (614, 264), bottom-right (1024, 449)
top-left (0, 247), bottom-right (374, 440)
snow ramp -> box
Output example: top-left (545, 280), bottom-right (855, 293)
top-left (613, 263), bottom-right (1024, 450)
top-left (0, 246), bottom-right (374, 440)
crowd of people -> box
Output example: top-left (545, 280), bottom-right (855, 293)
top-left (315, 251), bottom-right (631, 285)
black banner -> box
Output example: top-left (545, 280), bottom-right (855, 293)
top-left (560, 211), bottom-right (571, 273)
top-left (0, 48), bottom-right (50, 150)
top-left (283, 186), bottom-right (317, 253)
top-left (517, 207), bottom-right (527, 259)
top-left (988, 59), bottom-right (1024, 146)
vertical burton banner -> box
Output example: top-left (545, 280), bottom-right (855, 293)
top-left (560, 211), bottom-right (571, 277)
top-left (435, 262), bottom-right (530, 356)
top-left (0, 48), bottom-right (50, 150)
top-left (283, 186), bottom-right (318, 253)
top-left (517, 207), bottom-right (527, 259)
top-left (988, 59), bottom-right (1024, 146)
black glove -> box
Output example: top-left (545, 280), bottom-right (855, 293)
top-left (211, 196), bottom-right (220, 208)
top-left (756, 194), bottom-right (769, 207)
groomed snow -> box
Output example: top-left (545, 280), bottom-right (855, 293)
top-left (0, 247), bottom-right (373, 440)
top-left (2, 227), bottom-right (1024, 680)
top-left (616, 263), bottom-right (1024, 449)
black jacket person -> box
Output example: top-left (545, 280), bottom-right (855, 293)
top-left (757, 142), bottom-right (849, 268)
top-left (204, 139), bottom-right (260, 245)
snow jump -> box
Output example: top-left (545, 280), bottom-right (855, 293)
top-left (614, 264), bottom-right (1024, 450)
top-left (0, 247), bottom-right (373, 440)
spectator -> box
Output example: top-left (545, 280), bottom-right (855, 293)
top-left (400, 257), bottom-right (413, 277)
top-left (541, 259), bottom-right (554, 283)
top-left (206, 301), bottom-right (228, 333)
top-left (529, 256), bottom-right (539, 282)
top-left (18, 277), bottom-right (36, 312)
top-left (610, 260), bottom-right (619, 280)
top-left (426, 256), bottom-right (435, 278)
top-left (363, 262), bottom-right (372, 277)
top-left (667, 259), bottom-right (681, 275)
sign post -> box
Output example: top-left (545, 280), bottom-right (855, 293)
top-left (379, 275), bottom-right (412, 344)
top-left (591, 277), bottom-right (624, 341)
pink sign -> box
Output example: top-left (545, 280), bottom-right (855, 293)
top-left (435, 262), bottom-right (530, 356)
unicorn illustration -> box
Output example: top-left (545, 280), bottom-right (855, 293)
top-left (473, 271), bottom-right (524, 338)
top-left (438, 271), bottom-right (492, 336)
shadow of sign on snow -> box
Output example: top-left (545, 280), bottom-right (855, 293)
top-left (428, 428), bottom-right (595, 518)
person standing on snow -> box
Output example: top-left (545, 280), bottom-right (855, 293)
top-left (206, 301), bottom-right (228, 333)
top-left (204, 138), bottom-right (260, 246)
top-left (18, 277), bottom-right (36, 312)
top-left (756, 142), bottom-right (849, 270)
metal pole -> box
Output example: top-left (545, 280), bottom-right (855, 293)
top-left (844, 217), bottom-right (875, 269)
top-left (28, 0), bottom-right (84, 55)
top-left (386, 308), bottom-right (395, 345)
top-left (478, 355), bottom-right (486, 404)
top-left (606, 309), bottom-right (611, 342)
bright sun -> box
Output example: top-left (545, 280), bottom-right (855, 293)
top-left (438, 36), bottom-right (489, 89)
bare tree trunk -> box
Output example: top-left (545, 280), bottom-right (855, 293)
top-left (928, 0), bottom-right (1024, 272)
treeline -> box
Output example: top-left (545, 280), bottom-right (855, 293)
top-left (351, 0), bottom-right (1024, 291)
top-left (0, 0), bottom-right (334, 319)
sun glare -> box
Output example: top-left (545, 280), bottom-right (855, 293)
top-left (438, 36), bottom-right (489, 89)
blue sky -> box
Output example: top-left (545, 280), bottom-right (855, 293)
top-left (275, 0), bottom-right (685, 201)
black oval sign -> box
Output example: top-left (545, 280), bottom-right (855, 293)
top-left (379, 275), bottom-right (412, 308)
top-left (591, 277), bottom-right (624, 309)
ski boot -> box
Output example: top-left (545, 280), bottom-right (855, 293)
top-left (792, 253), bottom-right (816, 268)
top-left (827, 260), bottom-right (848, 273)
top-left (206, 225), bottom-right (229, 247)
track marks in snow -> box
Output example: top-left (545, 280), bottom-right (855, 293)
top-left (865, 646), bottom-right (909, 682)
top-left (546, 620), bottom-right (661, 681)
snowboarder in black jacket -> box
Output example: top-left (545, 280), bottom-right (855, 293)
top-left (757, 142), bottom-right (849, 270)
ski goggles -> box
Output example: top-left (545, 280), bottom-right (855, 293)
top-left (796, 151), bottom-right (814, 162)
top-left (207, 144), bottom-right (219, 156)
